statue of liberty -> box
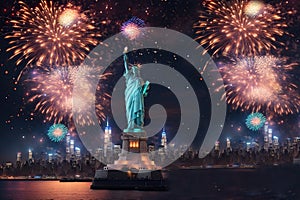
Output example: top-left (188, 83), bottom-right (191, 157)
top-left (123, 47), bottom-right (150, 132)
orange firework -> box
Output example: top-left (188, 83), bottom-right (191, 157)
top-left (5, 0), bottom-right (100, 67)
top-left (25, 65), bottom-right (109, 126)
top-left (218, 56), bottom-right (300, 116)
top-left (194, 0), bottom-right (292, 57)
top-left (59, 7), bottom-right (80, 27)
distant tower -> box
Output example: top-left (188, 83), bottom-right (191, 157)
top-left (264, 122), bottom-right (269, 150)
top-left (273, 136), bottom-right (279, 148)
top-left (104, 118), bottom-right (113, 157)
top-left (214, 141), bottom-right (220, 151)
top-left (55, 150), bottom-right (62, 163)
top-left (70, 139), bottom-right (75, 155)
top-left (226, 138), bottom-right (231, 150)
top-left (264, 121), bottom-right (269, 133)
top-left (161, 128), bottom-right (167, 149)
top-left (75, 147), bottom-right (81, 161)
top-left (16, 152), bottom-right (22, 162)
top-left (28, 149), bottom-right (33, 160)
top-left (113, 145), bottom-right (122, 160)
top-left (94, 148), bottom-right (101, 160)
top-left (246, 142), bottom-right (251, 152)
top-left (268, 128), bottom-right (273, 146)
top-left (66, 132), bottom-right (71, 160)
top-left (48, 153), bottom-right (53, 163)
top-left (28, 149), bottom-right (34, 163)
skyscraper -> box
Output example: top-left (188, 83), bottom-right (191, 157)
top-left (268, 128), bottom-right (273, 146)
top-left (75, 147), bottom-right (81, 161)
top-left (273, 136), bottom-right (279, 148)
top-left (28, 149), bottom-right (34, 164)
top-left (70, 139), bottom-right (75, 155)
top-left (214, 141), bottom-right (220, 151)
top-left (16, 152), bottom-right (22, 162)
top-left (48, 153), bottom-right (53, 163)
top-left (28, 149), bottom-right (33, 160)
top-left (226, 138), bottom-right (231, 150)
top-left (104, 119), bottom-right (113, 159)
top-left (66, 132), bottom-right (71, 161)
top-left (161, 128), bottom-right (167, 149)
top-left (264, 122), bottom-right (269, 150)
top-left (246, 142), bottom-right (251, 152)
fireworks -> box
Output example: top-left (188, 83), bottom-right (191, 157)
top-left (121, 16), bottom-right (145, 40)
top-left (5, 0), bottom-right (100, 67)
top-left (245, 112), bottom-right (266, 131)
top-left (194, 0), bottom-right (290, 57)
top-left (47, 123), bottom-right (68, 142)
top-left (244, 1), bottom-right (265, 17)
top-left (219, 56), bottom-right (300, 116)
top-left (58, 8), bottom-right (80, 27)
top-left (25, 65), bottom-right (108, 126)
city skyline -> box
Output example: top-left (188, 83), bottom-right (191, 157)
top-left (6, 119), bottom-right (299, 164)
top-left (0, 0), bottom-right (300, 198)
top-left (0, 0), bottom-right (299, 163)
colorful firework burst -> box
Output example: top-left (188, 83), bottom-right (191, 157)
top-left (194, 0), bottom-right (293, 57)
top-left (245, 112), bottom-right (266, 131)
top-left (25, 65), bottom-right (109, 126)
top-left (5, 0), bottom-right (100, 67)
top-left (47, 123), bottom-right (68, 142)
top-left (218, 55), bottom-right (300, 116)
top-left (244, 1), bottom-right (265, 17)
top-left (59, 6), bottom-right (80, 27)
top-left (121, 16), bottom-right (145, 40)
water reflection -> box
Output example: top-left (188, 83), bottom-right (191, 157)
top-left (0, 168), bottom-right (299, 200)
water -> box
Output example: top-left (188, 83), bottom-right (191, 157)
top-left (0, 181), bottom-right (170, 200)
top-left (1, 168), bottom-right (299, 200)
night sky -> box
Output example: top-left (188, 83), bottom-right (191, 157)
top-left (0, 0), bottom-right (300, 163)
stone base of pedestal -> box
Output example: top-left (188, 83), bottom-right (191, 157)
top-left (107, 131), bottom-right (158, 171)
top-left (91, 131), bottom-right (167, 191)
top-left (107, 153), bottom-right (157, 171)
top-left (91, 169), bottom-right (168, 191)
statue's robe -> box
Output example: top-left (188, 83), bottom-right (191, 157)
top-left (124, 66), bottom-right (144, 130)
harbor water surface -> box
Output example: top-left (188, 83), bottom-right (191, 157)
top-left (1, 168), bottom-right (300, 200)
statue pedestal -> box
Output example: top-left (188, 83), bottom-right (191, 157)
top-left (121, 131), bottom-right (148, 153)
top-left (107, 131), bottom-right (157, 171)
top-left (91, 131), bottom-right (167, 190)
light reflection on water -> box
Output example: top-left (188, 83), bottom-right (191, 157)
top-left (1, 169), bottom-right (299, 200)
top-left (0, 181), bottom-right (167, 200)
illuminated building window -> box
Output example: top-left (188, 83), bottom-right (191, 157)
top-left (130, 141), bottom-right (139, 148)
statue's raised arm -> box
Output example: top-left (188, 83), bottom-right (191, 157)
top-left (123, 47), bottom-right (129, 74)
